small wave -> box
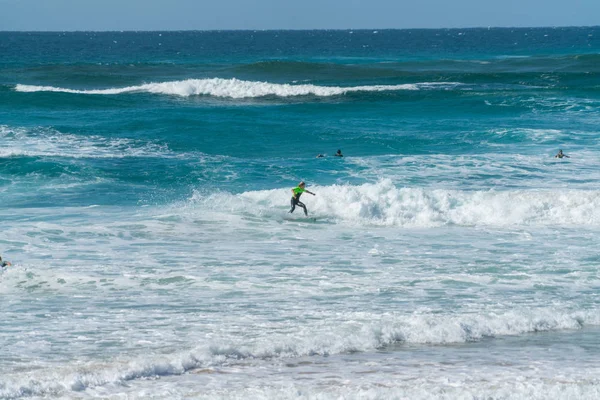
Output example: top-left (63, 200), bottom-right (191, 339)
top-left (14, 78), bottom-right (461, 98)
top-left (0, 125), bottom-right (171, 159)
top-left (0, 308), bottom-right (594, 398)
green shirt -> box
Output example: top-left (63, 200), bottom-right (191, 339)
top-left (293, 187), bottom-right (305, 197)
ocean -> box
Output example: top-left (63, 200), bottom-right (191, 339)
top-left (1, 27), bottom-right (600, 399)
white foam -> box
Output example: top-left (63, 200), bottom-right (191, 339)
top-left (2, 204), bottom-right (600, 398)
top-left (15, 78), bottom-right (461, 98)
top-left (145, 378), bottom-right (600, 400)
top-left (192, 179), bottom-right (600, 227)
top-left (0, 125), bottom-right (171, 159)
top-left (0, 308), bottom-right (596, 398)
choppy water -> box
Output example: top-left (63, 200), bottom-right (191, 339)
top-left (1, 28), bottom-right (600, 399)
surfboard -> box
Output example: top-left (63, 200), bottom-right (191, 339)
top-left (282, 216), bottom-right (318, 223)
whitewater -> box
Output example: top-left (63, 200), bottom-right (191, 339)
top-left (14, 78), bottom-right (459, 98)
top-left (2, 28), bottom-right (600, 399)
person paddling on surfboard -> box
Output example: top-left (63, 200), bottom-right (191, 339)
top-left (289, 181), bottom-right (315, 216)
top-left (555, 149), bottom-right (570, 159)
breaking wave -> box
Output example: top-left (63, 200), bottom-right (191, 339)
top-left (0, 307), bottom-right (595, 398)
top-left (192, 179), bottom-right (600, 227)
top-left (15, 78), bottom-right (461, 98)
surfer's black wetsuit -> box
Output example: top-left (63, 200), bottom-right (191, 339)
top-left (289, 188), bottom-right (308, 216)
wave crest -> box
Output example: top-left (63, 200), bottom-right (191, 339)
top-left (15, 78), bottom-right (460, 98)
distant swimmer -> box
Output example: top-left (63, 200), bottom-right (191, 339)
top-left (0, 255), bottom-right (11, 268)
top-left (289, 181), bottom-right (316, 216)
top-left (316, 154), bottom-right (325, 158)
top-left (555, 149), bottom-right (570, 159)
top-left (334, 149), bottom-right (343, 157)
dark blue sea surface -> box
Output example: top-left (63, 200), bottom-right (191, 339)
top-left (1, 28), bottom-right (599, 207)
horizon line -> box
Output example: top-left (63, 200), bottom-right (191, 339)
top-left (1, 25), bottom-right (599, 33)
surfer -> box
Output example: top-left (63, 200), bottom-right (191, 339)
top-left (0, 255), bottom-right (11, 268)
top-left (334, 149), bottom-right (343, 157)
top-left (289, 181), bottom-right (316, 216)
top-left (555, 149), bottom-right (570, 159)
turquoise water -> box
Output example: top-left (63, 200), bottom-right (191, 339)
top-left (1, 28), bottom-right (600, 399)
